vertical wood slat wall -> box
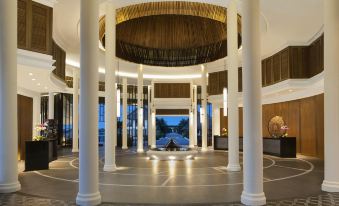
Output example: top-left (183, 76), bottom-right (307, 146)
top-left (219, 94), bottom-right (324, 159)
top-left (17, 0), bottom-right (53, 55)
top-left (209, 35), bottom-right (324, 95)
top-left (17, 95), bottom-right (33, 161)
top-left (17, 0), bottom-right (66, 81)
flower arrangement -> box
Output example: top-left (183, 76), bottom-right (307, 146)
top-left (221, 128), bottom-right (228, 136)
top-left (281, 125), bottom-right (289, 137)
top-left (32, 123), bottom-right (47, 141)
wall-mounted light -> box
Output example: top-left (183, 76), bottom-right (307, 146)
top-left (223, 87), bottom-right (228, 116)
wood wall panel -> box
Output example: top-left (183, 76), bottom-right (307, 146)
top-left (17, 95), bottom-right (33, 160)
top-left (273, 54), bottom-right (281, 82)
top-left (219, 94), bottom-right (324, 158)
top-left (154, 83), bottom-right (190, 98)
top-left (308, 35), bottom-right (324, 77)
top-left (260, 35), bottom-right (323, 87)
top-left (208, 69), bottom-right (244, 95)
top-left (287, 100), bottom-right (301, 152)
top-left (280, 48), bottom-right (289, 80)
top-left (156, 109), bottom-right (189, 115)
top-left (261, 61), bottom-right (266, 86)
top-left (18, 0), bottom-right (28, 48)
top-left (52, 41), bottom-right (66, 81)
top-left (17, 0), bottom-right (53, 55)
top-left (315, 94), bottom-right (324, 158)
top-left (300, 97), bottom-right (317, 156)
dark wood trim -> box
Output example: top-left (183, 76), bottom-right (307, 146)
top-left (156, 109), bottom-right (189, 115)
top-left (154, 83), bottom-right (190, 98)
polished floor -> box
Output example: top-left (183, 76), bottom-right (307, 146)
top-left (16, 147), bottom-right (327, 205)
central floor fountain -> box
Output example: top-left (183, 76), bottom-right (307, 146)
top-left (147, 138), bottom-right (198, 160)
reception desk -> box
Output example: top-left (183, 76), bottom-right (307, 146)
top-left (214, 136), bottom-right (296, 158)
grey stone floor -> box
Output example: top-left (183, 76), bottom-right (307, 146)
top-left (11, 147), bottom-right (331, 205)
top-left (1, 192), bottom-right (339, 205)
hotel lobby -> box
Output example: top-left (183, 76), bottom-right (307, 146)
top-left (0, 0), bottom-right (339, 205)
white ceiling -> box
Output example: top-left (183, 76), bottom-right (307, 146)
top-left (52, 0), bottom-right (323, 80)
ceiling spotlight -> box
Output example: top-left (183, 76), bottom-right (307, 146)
top-left (29, 73), bottom-right (33, 76)
top-left (288, 89), bottom-right (293, 92)
top-left (44, 86), bottom-right (48, 90)
top-left (37, 83), bottom-right (41, 86)
top-left (32, 78), bottom-right (36, 81)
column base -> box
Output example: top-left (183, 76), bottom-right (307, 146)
top-left (137, 148), bottom-right (144, 153)
top-left (103, 164), bottom-right (117, 172)
top-left (151, 145), bottom-right (156, 149)
top-left (72, 148), bottom-right (79, 153)
top-left (189, 145), bottom-right (195, 149)
top-left (201, 147), bottom-right (208, 152)
top-left (226, 164), bottom-right (241, 172)
top-left (241, 191), bottom-right (266, 206)
top-left (122, 146), bottom-right (128, 150)
top-left (322, 180), bottom-right (339, 192)
top-left (0, 181), bottom-right (21, 193)
top-left (76, 191), bottom-right (101, 206)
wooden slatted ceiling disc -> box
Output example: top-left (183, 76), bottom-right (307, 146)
top-left (99, 1), bottom-right (242, 67)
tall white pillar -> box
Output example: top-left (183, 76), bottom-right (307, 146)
top-left (33, 94), bottom-right (41, 137)
top-left (72, 69), bottom-right (79, 153)
top-left (151, 111), bottom-right (156, 148)
top-left (226, 0), bottom-right (241, 172)
top-left (122, 77), bottom-right (128, 149)
top-left (137, 65), bottom-right (144, 153)
top-left (103, 2), bottom-right (117, 172)
top-left (193, 85), bottom-right (198, 146)
top-left (212, 104), bottom-right (221, 148)
top-left (76, 0), bottom-right (101, 204)
top-left (201, 65), bottom-right (208, 151)
top-left (147, 86), bottom-right (152, 146)
top-left (151, 81), bottom-right (156, 148)
top-left (241, 0), bottom-right (266, 205)
top-left (322, 0), bottom-right (339, 193)
top-left (48, 92), bottom-right (54, 119)
top-left (189, 83), bottom-right (194, 148)
top-left (0, 0), bottom-right (21, 193)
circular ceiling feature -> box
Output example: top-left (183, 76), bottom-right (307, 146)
top-left (100, 1), bottom-right (242, 67)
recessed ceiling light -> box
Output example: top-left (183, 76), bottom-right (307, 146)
top-left (44, 86), bottom-right (48, 90)
top-left (32, 78), bottom-right (36, 81)
top-left (29, 73), bottom-right (33, 76)
top-left (288, 89), bottom-right (293, 92)
top-left (37, 83), bottom-right (41, 86)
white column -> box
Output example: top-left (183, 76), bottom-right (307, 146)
top-left (201, 65), bottom-right (208, 151)
top-left (189, 83), bottom-right (194, 148)
top-left (193, 85), bottom-right (198, 146)
top-left (241, 0), bottom-right (266, 205)
top-left (33, 94), bottom-right (41, 137)
top-left (322, 0), bottom-right (339, 193)
top-left (212, 104), bottom-right (221, 148)
top-left (72, 69), bottom-right (79, 153)
top-left (226, 0), bottom-right (241, 172)
top-left (122, 77), bottom-right (128, 149)
top-left (147, 86), bottom-right (152, 146)
top-left (76, 0), bottom-right (101, 204)
top-left (48, 92), bottom-right (54, 119)
top-left (151, 110), bottom-right (156, 148)
top-left (103, 2), bottom-right (117, 172)
top-left (151, 81), bottom-right (156, 148)
top-left (137, 65), bottom-right (144, 153)
top-left (0, 0), bottom-right (21, 193)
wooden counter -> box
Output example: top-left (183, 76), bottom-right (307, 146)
top-left (214, 136), bottom-right (296, 158)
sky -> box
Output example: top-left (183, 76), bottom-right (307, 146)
top-left (156, 116), bottom-right (188, 126)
